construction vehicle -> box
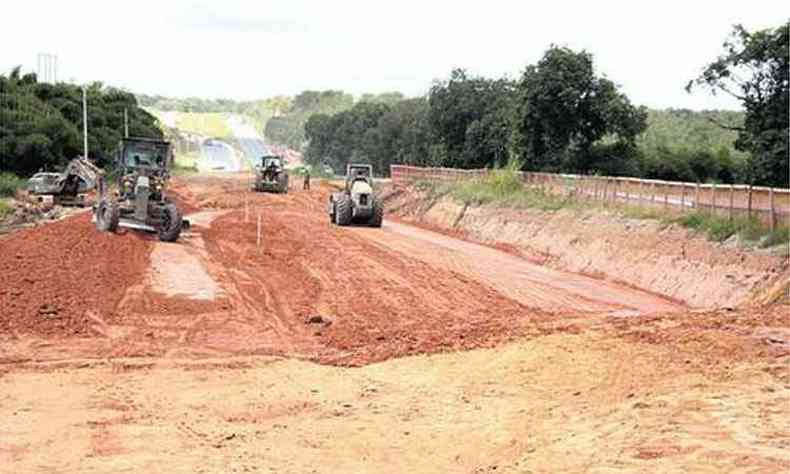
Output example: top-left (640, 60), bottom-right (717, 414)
top-left (94, 137), bottom-right (187, 242)
top-left (328, 163), bottom-right (383, 227)
top-left (26, 157), bottom-right (105, 207)
top-left (252, 155), bottom-right (289, 193)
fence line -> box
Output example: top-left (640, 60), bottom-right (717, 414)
top-left (390, 165), bottom-right (790, 229)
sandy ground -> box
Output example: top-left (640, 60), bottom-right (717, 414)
top-left (0, 174), bottom-right (788, 473)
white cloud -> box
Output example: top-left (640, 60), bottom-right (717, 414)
top-left (0, 0), bottom-right (786, 109)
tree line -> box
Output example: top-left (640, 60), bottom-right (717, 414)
top-left (138, 90), bottom-right (408, 151)
top-left (1, 67), bottom-right (162, 176)
top-left (305, 23), bottom-right (787, 186)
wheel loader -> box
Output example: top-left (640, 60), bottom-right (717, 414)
top-left (26, 157), bottom-right (104, 207)
top-left (328, 163), bottom-right (383, 227)
top-left (94, 137), bottom-right (188, 242)
top-left (252, 155), bottom-right (289, 193)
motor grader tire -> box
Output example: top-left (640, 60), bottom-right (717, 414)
top-left (158, 203), bottom-right (182, 242)
top-left (95, 199), bottom-right (119, 233)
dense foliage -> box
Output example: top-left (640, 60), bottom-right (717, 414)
top-left (303, 47), bottom-right (757, 182)
top-left (139, 93), bottom-right (291, 139)
top-left (637, 109), bottom-right (749, 182)
top-left (301, 31), bottom-right (787, 186)
top-left (263, 90), bottom-right (354, 149)
top-left (688, 21), bottom-right (789, 187)
top-left (427, 70), bottom-right (516, 169)
top-left (138, 22), bottom-right (788, 187)
top-left (511, 47), bottom-right (648, 174)
top-left (1, 67), bottom-right (162, 176)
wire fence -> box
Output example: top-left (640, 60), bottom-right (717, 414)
top-left (390, 164), bottom-right (790, 229)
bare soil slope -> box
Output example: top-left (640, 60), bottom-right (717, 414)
top-left (383, 184), bottom-right (788, 308)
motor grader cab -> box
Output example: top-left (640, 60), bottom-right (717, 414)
top-left (27, 156), bottom-right (104, 207)
top-left (94, 137), bottom-right (187, 242)
top-left (327, 163), bottom-right (383, 227)
top-left (252, 155), bottom-right (289, 193)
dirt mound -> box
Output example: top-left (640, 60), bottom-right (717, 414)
top-left (384, 183), bottom-right (789, 308)
top-left (0, 192), bottom-right (84, 233)
top-left (0, 214), bottom-right (151, 336)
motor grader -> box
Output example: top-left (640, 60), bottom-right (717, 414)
top-left (94, 137), bottom-right (187, 242)
top-left (252, 155), bottom-right (289, 193)
top-left (328, 163), bottom-right (383, 227)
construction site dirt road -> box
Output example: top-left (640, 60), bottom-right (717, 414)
top-left (0, 174), bottom-right (787, 472)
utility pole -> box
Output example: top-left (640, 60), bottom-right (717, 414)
top-left (124, 108), bottom-right (129, 138)
top-left (82, 86), bottom-right (89, 159)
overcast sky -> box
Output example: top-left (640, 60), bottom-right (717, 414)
top-left (1, 1), bottom-right (786, 109)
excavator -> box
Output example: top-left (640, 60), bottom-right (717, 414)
top-left (26, 156), bottom-right (105, 207)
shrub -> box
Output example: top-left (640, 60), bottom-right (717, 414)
top-left (0, 173), bottom-right (26, 197)
top-left (761, 226), bottom-right (790, 249)
top-left (674, 212), bottom-right (770, 242)
top-left (0, 200), bottom-right (12, 219)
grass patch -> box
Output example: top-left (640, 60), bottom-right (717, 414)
top-left (0, 172), bottom-right (25, 197)
top-left (409, 163), bottom-right (790, 250)
top-left (0, 200), bottom-right (13, 219)
top-left (619, 205), bottom-right (668, 221)
top-left (760, 226), bottom-right (790, 249)
top-left (671, 211), bottom-right (785, 245)
top-left (174, 151), bottom-right (200, 169)
top-left (175, 112), bottom-right (232, 138)
top-left (171, 164), bottom-right (199, 176)
top-left (449, 161), bottom-right (571, 211)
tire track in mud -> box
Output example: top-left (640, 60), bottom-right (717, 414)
top-left (360, 220), bottom-right (682, 315)
top-left (193, 181), bottom-right (554, 365)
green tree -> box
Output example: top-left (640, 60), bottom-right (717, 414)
top-left (687, 21), bottom-right (789, 187)
top-left (0, 68), bottom-right (161, 175)
top-left (511, 46), bottom-right (647, 173)
top-left (428, 69), bottom-right (516, 168)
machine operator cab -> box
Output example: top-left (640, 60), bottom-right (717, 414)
top-left (119, 138), bottom-right (171, 176)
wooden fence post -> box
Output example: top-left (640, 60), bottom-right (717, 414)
top-left (680, 184), bottom-right (686, 213)
top-left (711, 183), bottom-right (717, 217)
top-left (747, 185), bottom-right (753, 219)
top-left (695, 183), bottom-right (700, 210)
top-left (770, 187), bottom-right (776, 230)
top-left (623, 181), bottom-right (631, 205)
top-left (728, 185), bottom-right (734, 221)
top-left (590, 176), bottom-right (598, 201)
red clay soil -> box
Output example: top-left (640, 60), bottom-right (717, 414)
top-left (199, 192), bottom-right (559, 366)
top-left (0, 213), bottom-right (151, 336)
top-left (1, 175), bottom-right (785, 371)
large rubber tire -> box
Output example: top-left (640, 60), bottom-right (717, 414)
top-left (95, 199), bottom-right (119, 233)
top-left (369, 199), bottom-right (383, 228)
top-left (158, 203), bottom-right (182, 242)
top-left (335, 196), bottom-right (352, 226)
top-left (279, 173), bottom-right (289, 194)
